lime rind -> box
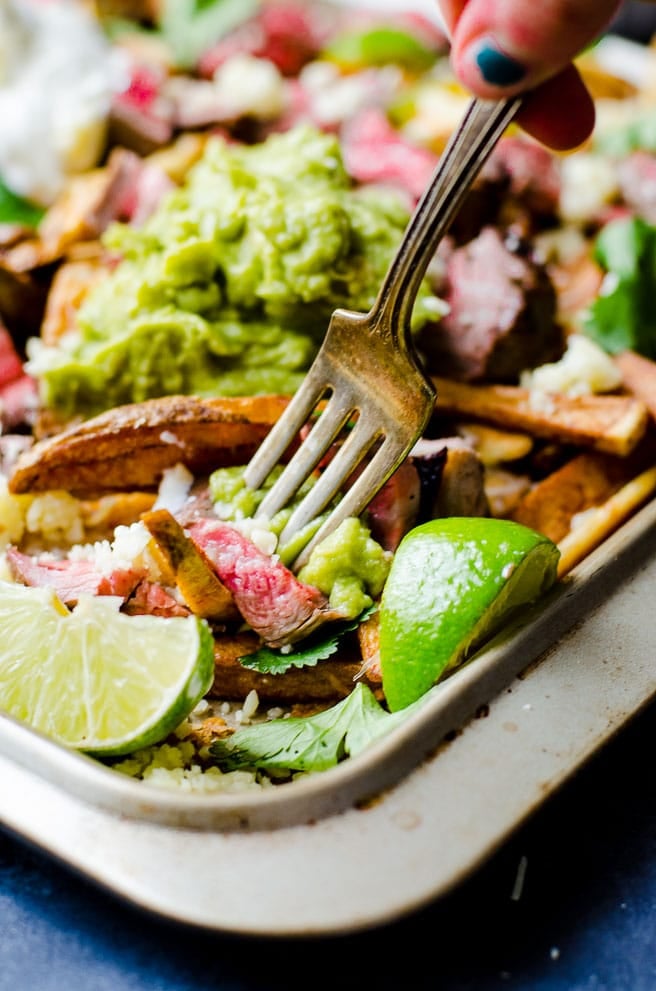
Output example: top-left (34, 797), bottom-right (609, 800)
top-left (0, 582), bottom-right (215, 756)
top-left (379, 518), bottom-right (560, 711)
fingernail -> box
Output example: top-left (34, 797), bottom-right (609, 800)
top-left (473, 38), bottom-right (526, 86)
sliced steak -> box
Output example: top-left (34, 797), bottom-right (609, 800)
top-left (616, 150), bottom-right (656, 223)
top-left (188, 519), bottom-right (342, 647)
top-left (420, 226), bottom-right (564, 382)
top-left (490, 136), bottom-right (561, 219)
top-left (198, 2), bottom-right (328, 78)
top-left (363, 459), bottom-right (421, 552)
top-left (123, 579), bottom-right (190, 617)
top-left (449, 136), bottom-right (561, 242)
top-left (341, 107), bottom-right (438, 202)
top-left (5, 548), bottom-right (141, 604)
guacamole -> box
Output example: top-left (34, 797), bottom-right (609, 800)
top-left (29, 126), bottom-right (442, 418)
top-left (208, 464), bottom-right (391, 617)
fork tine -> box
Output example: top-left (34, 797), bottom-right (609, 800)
top-left (276, 410), bottom-right (383, 541)
top-left (253, 383), bottom-right (358, 521)
top-left (242, 362), bottom-right (330, 492)
top-left (241, 96), bottom-right (521, 568)
top-left (287, 434), bottom-right (408, 568)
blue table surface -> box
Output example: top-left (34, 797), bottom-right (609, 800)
top-left (3, 695), bottom-right (656, 991)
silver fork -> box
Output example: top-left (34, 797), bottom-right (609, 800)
top-left (243, 96), bottom-right (522, 567)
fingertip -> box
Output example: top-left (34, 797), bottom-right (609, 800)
top-left (517, 65), bottom-right (596, 151)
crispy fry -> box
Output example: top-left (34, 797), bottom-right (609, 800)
top-left (40, 259), bottom-right (109, 345)
top-left (459, 421), bottom-right (533, 465)
top-left (210, 631), bottom-right (383, 703)
top-left (142, 508), bottom-right (238, 621)
top-left (614, 350), bottom-right (656, 422)
top-left (8, 394), bottom-right (291, 496)
top-left (9, 170), bottom-right (111, 269)
top-left (557, 466), bottom-right (656, 577)
top-left (145, 133), bottom-right (210, 183)
top-left (432, 376), bottom-right (649, 456)
top-left (80, 492), bottom-right (157, 534)
top-left (510, 448), bottom-right (653, 543)
top-left (576, 58), bottom-right (639, 100)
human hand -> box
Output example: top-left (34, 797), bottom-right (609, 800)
top-left (437, 0), bottom-right (652, 150)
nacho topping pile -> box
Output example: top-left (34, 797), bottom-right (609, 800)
top-left (0, 0), bottom-right (655, 784)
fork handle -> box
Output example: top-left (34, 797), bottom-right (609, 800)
top-left (369, 96), bottom-right (522, 346)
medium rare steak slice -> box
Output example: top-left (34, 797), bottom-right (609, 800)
top-left (5, 548), bottom-right (141, 604)
top-left (420, 226), bottom-right (563, 382)
top-left (490, 136), bottom-right (561, 219)
top-left (188, 520), bottom-right (342, 647)
top-left (616, 151), bottom-right (656, 223)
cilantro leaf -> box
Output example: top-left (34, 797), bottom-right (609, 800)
top-left (159, 0), bottom-right (261, 68)
top-left (210, 682), bottom-right (415, 773)
top-left (239, 606), bottom-right (375, 675)
top-left (0, 179), bottom-right (45, 229)
top-left (583, 216), bottom-right (656, 359)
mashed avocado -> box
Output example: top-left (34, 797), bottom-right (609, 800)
top-left (208, 464), bottom-right (391, 617)
top-left (29, 126), bottom-right (441, 418)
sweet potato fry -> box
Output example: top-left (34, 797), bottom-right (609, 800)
top-left (8, 394), bottom-right (290, 496)
top-left (575, 57), bottom-right (639, 100)
top-left (557, 466), bottom-right (656, 577)
top-left (614, 350), bottom-right (656, 422)
top-left (458, 421), bottom-right (533, 465)
top-left (432, 376), bottom-right (649, 456)
top-left (80, 492), bottom-right (157, 535)
top-left (142, 508), bottom-right (238, 621)
top-left (40, 259), bottom-right (109, 345)
top-left (510, 446), bottom-right (654, 543)
top-left (210, 632), bottom-right (383, 703)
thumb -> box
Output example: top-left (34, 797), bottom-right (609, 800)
top-left (440, 0), bottom-right (622, 96)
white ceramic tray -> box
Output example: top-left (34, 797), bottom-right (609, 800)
top-left (1, 496), bottom-right (656, 936)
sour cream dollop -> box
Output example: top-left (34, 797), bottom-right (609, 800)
top-left (0, 0), bottom-right (128, 205)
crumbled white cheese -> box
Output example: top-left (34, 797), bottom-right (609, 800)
top-left (401, 80), bottom-right (470, 148)
top-left (25, 491), bottom-right (85, 546)
top-left (559, 153), bottom-right (619, 225)
top-left (152, 462), bottom-right (194, 514)
top-left (212, 53), bottom-right (285, 121)
top-left (0, 0), bottom-right (128, 204)
top-left (520, 333), bottom-right (622, 399)
top-left (159, 430), bottom-right (181, 445)
top-left (300, 60), bottom-right (402, 127)
top-left (232, 517), bottom-right (279, 556)
top-left (533, 226), bottom-right (588, 266)
top-left (68, 521), bottom-right (160, 578)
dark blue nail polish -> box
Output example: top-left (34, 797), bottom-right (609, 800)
top-left (475, 41), bottom-right (526, 86)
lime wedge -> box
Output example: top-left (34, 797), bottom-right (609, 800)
top-left (0, 582), bottom-right (214, 755)
top-left (379, 518), bottom-right (560, 711)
